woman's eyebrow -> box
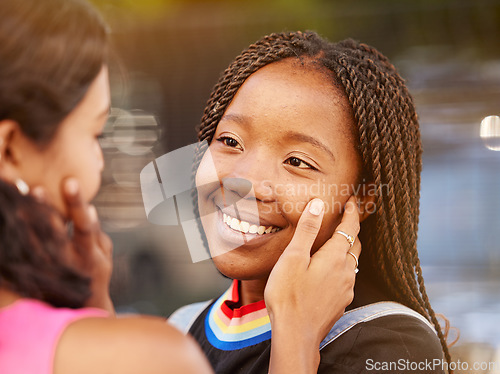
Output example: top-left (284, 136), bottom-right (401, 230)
top-left (285, 131), bottom-right (336, 162)
top-left (219, 113), bottom-right (249, 125)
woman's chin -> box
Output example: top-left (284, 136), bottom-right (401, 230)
top-left (210, 254), bottom-right (273, 282)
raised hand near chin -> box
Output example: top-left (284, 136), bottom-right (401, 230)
top-left (32, 179), bottom-right (114, 313)
top-left (59, 178), bottom-right (114, 314)
top-left (265, 196), bottom-right (361, 374)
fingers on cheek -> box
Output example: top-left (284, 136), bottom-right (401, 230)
top-left (341, 258), bottom-right (357, 287)
top-left (344, 263), bottom-right (356, 282)
top-left (329, 235), bottom-right (349, 252)
top-left (351, 240), bottom-right (362, 258)
top-left (340, 222), bottom-right (360, 239)
top-left (88, 205), bottom-right (99, 225)
top-left (343, 274), bottom-right (355, 305)
top-left (99, 233), bottom-right (113, 256)
top-left (330, 253), bottom-right (344, 272)
top-left (338, 273), bottom-right (355, 303)
top-left (337, 211), bottom-right (360, 235)
top-left (350, 270), bottom-right (356, 285)
top-left (65, 193), bottom-right (84, 213)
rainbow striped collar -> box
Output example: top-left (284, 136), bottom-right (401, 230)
top-left (205, 280), bottom-right (271, 351)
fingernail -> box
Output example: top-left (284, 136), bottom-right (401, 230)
top-left (31, 187), bottom-right (46, 202)
top-left (309, 199), bottom-right (324, 216)
top-left (65, 179), bottom-right (79, 195)
top-left (88, 205), bottom-right (98, 222)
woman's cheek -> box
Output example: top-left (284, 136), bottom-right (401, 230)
top-left (260, 203), bottom-right (273, 215)
top-left (195, 149), bottom-right (220, 188)
top-left (277, 198), bottom-right (307, 233)
top-left (88, 173), bottom-right (102, 202)
top-left (321, 209), bottom-right (343, 245)
top-left (94, 141), bottom-right (104, 172)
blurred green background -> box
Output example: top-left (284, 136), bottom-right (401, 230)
top-left (89, 1), bottom-right (500, 372)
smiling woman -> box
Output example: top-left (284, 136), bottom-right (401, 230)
top-left (0, 1), bottom-right (380, 373)
top-left (196, 58), bottom-right (364, 286)
top-left (170, 31), bottom-right (452, 374)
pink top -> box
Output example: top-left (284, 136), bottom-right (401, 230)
top-left (0, 298), bottom-right (108, 374)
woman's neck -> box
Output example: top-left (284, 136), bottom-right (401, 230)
top-left (239, 274), bottom-right (391, 310)
top-left (239, 279), bottom-right (268, 306)
top-left (347, 275), bottom-right (390, 311)
top-left (0, 287), bottom-right (21, 309)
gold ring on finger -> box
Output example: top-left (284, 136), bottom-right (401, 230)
top-left (334, 230), bottom-right (355, 248)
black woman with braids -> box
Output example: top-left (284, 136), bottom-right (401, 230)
top-left (0, 1), bottom-right (369, 372)
top-left (169, 31), bottom-right (451, 374)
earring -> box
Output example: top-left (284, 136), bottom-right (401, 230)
top-left (15, 179), bottom-right (30, 195)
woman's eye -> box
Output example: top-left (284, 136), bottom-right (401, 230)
top-left (217, 136), bottom-right (242, 150)
top-left (284, 157), bottom-right (316, 170)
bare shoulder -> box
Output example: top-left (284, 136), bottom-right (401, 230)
top-left (54, 315), bottom-right (213, 374)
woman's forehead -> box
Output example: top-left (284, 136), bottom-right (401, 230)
top-left (219, 59), bottom-right (356, 142)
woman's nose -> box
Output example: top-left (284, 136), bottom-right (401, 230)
top-left (221, 153), bottom-right (275, 203)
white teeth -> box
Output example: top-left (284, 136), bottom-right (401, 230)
top-left (240, 221), bottom-right (250, 233)
top-left (222, 213), bottom-right (280, 235)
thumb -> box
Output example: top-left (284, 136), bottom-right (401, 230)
top-left (284, 198), bottom-right (325, 258)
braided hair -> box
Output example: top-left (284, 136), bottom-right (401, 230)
top-left (196, 31), bottom-right (452, 366)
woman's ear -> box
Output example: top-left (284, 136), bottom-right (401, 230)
top-left (0, 120), bottom-right (24, 182)
top-left (356, 182), bottom-right (377, 223)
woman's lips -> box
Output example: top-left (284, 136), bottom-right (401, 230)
top-left (210, 207), bottom-right (284, 250)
